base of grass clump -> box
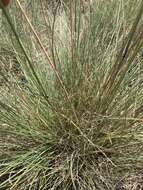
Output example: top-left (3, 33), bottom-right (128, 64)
top-left (0, 0), bottom-right (143, 189)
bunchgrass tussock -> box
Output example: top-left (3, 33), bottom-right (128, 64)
top-left (0, 0), bottom-right (143, 189)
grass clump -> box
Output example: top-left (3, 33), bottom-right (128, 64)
top-left (0, 0), bottom-right (143, 189)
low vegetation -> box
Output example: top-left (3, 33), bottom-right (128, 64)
top-left (0, 0), bottom-right (143, 189)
